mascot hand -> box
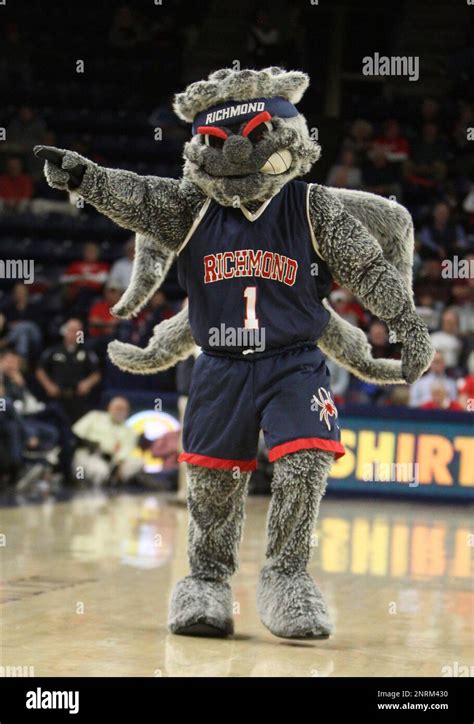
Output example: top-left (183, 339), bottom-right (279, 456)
top-left (391, 309), bottom-right (434, 384)
top-left (34, 145), bottom-right (88, 191)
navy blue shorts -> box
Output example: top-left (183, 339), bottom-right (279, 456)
top-left (179, 343), bottom-right (345, 471)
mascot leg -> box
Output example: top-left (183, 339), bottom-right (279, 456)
top-left (168, 464), bottom-right (249, 637)
top-left (257, 449), bottom-right (333, 639)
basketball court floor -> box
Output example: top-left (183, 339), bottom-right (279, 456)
top-left (1, 491), bottom-right (472, 677)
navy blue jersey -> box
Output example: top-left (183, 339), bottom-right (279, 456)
top-left (177, 180), bottom-right (331, 353)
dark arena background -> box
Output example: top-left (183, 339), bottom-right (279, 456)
top-left (0, 0), bottom-right (472, 717)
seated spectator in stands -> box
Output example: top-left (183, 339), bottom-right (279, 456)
top-left (0, 157), bottom-right (33, 210)
top-left (373, 119), bottom-right (410, 163)
top-left (329, 289), bottom-right (367, 328)
top-left (108, 238), bottom-right (135, 291)
top-left (88, 283), bottom-right (122, 338)
top-left (457, 370), bottom-right (474, 411)
top-left (404, 122), bottom-right (449, 190)
top-left (138, 289), bottom-right (174, 343)
top-left (0, 390), bottom-right (28, 485)
top-left (413, 257), bottom-right (453, 307)
top-left (420, 382), bottom-right (463, 411)
top-left (418, 202), bottom-right (467, 260)
top-left (36, 318), bottom-right (101, 423)
top-left (415, 292), bottom-right (442, 332)
top-left (367, 320), bottom-right (398, 359)
top-left (326, 149), bottom-right (362, 189)
top-left (430, 308), bottom-right (463, 370)
top-left (61, 242), bottom-right (110, 315)
top-left (362, 146), bottom-right (400, 199)
top-left (5, 106), bottom-right (46, 153)
top-left (247, 4), bottom-right (283, 67)
top-left (451, 267), bottom-right (474, 337)
top-left (0, 349), bottom-right (73, 477)
top-left (343, 119), bottom-right (373, 160)
top-left (409, 352), bottom-right (457, 407)
top-left (0, 24), bottom-right (32, 87)
top-left (325, 358), bottom-right (349, 405)
top-left (72, 397), bottom-right (142, 486)
top-left (109, 5), bottom-right (145, 51)
top-left (0, 283), bottom-right (43, 361)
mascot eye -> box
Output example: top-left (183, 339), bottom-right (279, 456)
top-left (203, 134), bottom-right (226, 149)
top-left (246, 120), bottom-right (273, 144)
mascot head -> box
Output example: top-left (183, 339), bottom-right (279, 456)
top-left (174, 67), bottom-right (321, 206)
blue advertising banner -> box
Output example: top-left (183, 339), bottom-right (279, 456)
top-left (329, 406), bottom-right (474, 500)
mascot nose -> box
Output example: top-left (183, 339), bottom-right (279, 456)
top-left (223, 135), bottom-right (253, 165)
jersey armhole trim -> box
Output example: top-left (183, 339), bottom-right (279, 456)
top-left (306, 183), bottom-right (324, 261)
top-left (177, 197), bottom-right (212, 255)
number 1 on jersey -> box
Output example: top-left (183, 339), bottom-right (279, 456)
top-left (243, 286), bottom-right (259, 329)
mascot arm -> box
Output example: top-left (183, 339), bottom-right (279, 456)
top-left (309, 185), bottom-right (434, 384)
top-left (111, 236), bottom-right (175, 319)
top-left (108, 306), bottom-right (196, 374)
top-left (34, 145), bottom-right (196, 251)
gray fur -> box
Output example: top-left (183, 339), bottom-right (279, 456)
top-left (257, 449), bottom-right (334, 638)
top-left (168, 465), bottom-right (249, 636)
top-left (168, 576), bottom-right (234, 636)
top-left (309, 185), bottom-right (434, 383)
top-left (174, 66), bottom-right (309, 122)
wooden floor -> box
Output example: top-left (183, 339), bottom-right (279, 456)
top-left (1, 491), bottom-right (472, 677)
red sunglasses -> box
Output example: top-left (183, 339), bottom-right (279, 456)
top-left (196, 111), bottom-right (272, 142)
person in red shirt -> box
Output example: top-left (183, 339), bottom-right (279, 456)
top-left (88, 283), bottom-right (122, 337)
top-left (0, 156), bottom-right (33, 209)
top-left (374, 119), bottom-right (410, 162)
top-left (62, 242), bottom-right (110, 296)
top-left (421, 381), bottom-right (463, 411)
top-left (457, 375), bottom-right (474, 411)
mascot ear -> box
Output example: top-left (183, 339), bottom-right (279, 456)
top-left (266, 68), bottom-right (309, 104)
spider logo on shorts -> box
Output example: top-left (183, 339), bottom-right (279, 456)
top-left (312, 387), bottom-right (338, 430)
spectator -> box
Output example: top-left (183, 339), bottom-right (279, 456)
top-left (329, 289), bottom-right (367, 328)
top-left (0, 350), bottom-right (73, 476)
top-left (457, 372), bottom-right (474, 411)
top-left (430, 308), bottom-right (463, 369)
top-left (409, 352), bottom-right (458, 407)
top-left (374, 119), bottom-right (410, 163)
top-left (325, 358), bottom-right (350, 404)
top-left (0, 157), bottom-right (34, 210)
top-left (109, 5), bottom-right (145, 51)
top-left (61, 242), bottom-right (110, 314)
top-left (108, 238), bottom-right (135, 291)
top-left (0, 283), bottom-right (43, 360)
top-left (72, 397), bottom-right (142, 486)
top-left (138, 289), bottom-right (174, 344)
top-left (36, 318), bottom-right (101, 423)
top-left (88, 284), bottom-right (123, 338)
top-left (343, 119), bottom-right (373, 159)
top-left (404, 122), bottom-right (449, 190)
top-left (367, 320), bottom-right (397, 359)
top-left (326, 149), bottom-right (362, 189)
top-left (6, 106), bottom-right (46, 152)
top-left (362, 146), bottom-right (400, 199)
top-left (247, 4), bottom-right (283, 67)
top-left (418, 202), bottom-right (467, 260)
top-left (420, 382), bottom-right (463, 411)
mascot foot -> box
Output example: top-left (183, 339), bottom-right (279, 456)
top-left (257, 567), bottom-right (333, 640)
top-left (168, 575), bottom-right (234, 637)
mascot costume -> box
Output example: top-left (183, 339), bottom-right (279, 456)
top-left (35, 67), bottom-right (434, 639)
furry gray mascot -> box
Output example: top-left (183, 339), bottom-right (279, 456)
top-left (35, 67), bottom-right (434, 639)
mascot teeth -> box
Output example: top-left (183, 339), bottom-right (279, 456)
top-left (260, 150), bottom-right (292, 175)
